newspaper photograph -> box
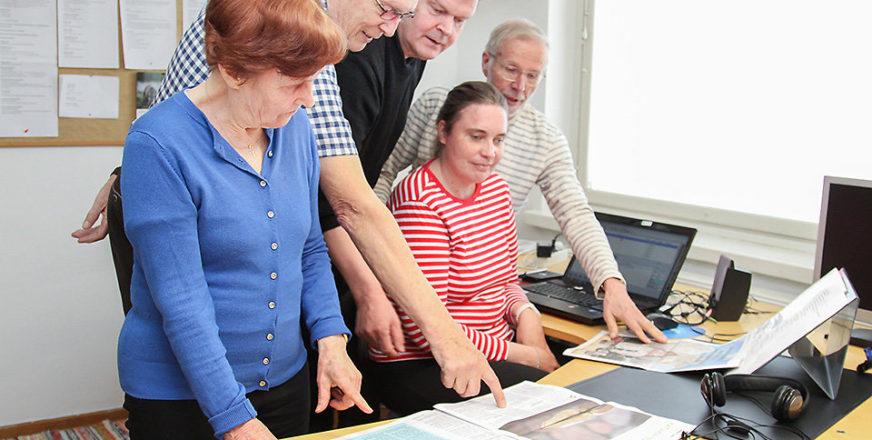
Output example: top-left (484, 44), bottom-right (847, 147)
top-left (564, 331), bottom-right (744, 373)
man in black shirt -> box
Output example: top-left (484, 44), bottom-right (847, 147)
top-left (314, 0), bottom-right (479, 429)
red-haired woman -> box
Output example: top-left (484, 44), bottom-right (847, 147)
top-left (117, 1), bottom-right (370, 439)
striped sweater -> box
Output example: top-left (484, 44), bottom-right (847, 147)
top-left (371, 160), bottom-right (529, 362)
top-left (374, 86), bottom-right (623, 292)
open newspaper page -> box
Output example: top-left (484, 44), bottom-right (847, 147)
top-left (434, 381), bottom-right (590, 431)
top-left (435, 381), bottom-right (692, 440)
top-left (730, 268), bottom-right (857, 374)
top-left (563, 331), bottom-right (743, 373)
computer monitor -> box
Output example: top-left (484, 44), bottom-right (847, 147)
top-left (814, 176), bottom-right (872, 345)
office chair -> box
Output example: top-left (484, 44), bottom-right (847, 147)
top-left (106, 170), bottom-right (133, 315)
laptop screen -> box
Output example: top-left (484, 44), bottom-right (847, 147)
top-left (562, 213), bottom-right (696, 302)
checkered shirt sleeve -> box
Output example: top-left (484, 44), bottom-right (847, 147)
top-left (151, 5), bottom-right (356, 157)
top-left (306, 65), bottom-right (358, 157)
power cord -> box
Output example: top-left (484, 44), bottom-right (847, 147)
top-left (663, 289), bottom-right (716, 327)
top-left (687, 389), bottom-right (811, 440)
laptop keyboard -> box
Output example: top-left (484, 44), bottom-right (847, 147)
top-left (524, 283), bottom-right (603, 310)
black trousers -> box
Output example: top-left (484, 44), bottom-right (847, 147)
top-left (124, 363), bottom-right (310, 439)
top-left (372, 358), bottom-right (547, 416)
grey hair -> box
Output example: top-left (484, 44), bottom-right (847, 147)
top-left (484, 19), bottom-right (549, 59)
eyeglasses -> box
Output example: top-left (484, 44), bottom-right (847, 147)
top-left (493, 60), bottom-right (545, 88)
top-left (375, 0), bottom-right (415, 21)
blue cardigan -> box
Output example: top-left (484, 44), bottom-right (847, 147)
top-left (118, 91), bottom-right (348, 437)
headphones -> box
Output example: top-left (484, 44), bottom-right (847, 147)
top-left (700, 372), bottom-right (810, 423)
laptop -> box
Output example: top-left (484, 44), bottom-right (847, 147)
top-left (523, 212), bottom-right (697, 325)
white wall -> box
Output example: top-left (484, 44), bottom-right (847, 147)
top-left (0, 146), bottom-right (125, 426)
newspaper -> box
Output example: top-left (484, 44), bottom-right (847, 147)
top-left (564, 331), bottom-right (744, 373)
top-left (337, 381), bottom-right (692, 440)
top-left (564, 268), bottom-right (858, 373)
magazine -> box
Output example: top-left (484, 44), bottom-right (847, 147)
top-left (564, 268), bottom-right (858, 373)
top-left (336, 381), bottom-right (693, 440)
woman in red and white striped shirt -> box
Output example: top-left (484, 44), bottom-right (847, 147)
top-left (372, 82), bottom-right (559, 415)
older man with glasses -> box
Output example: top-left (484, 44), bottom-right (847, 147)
top-left (73, 0), bottom-right (507, 424)
top-left (311, 0), bottom-right (477, 428)
top-left (375, 19), bottom-right (670, 345)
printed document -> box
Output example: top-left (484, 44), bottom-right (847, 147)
top-left (59, 75), bottom-right (119, 119)
top-left (119, 0), bottom-right (176, 70)
top-left (337, 381), bottom-right (692, 440)
top-left (0, 0), bottom-right (58, 137)
top-left (58, 0), bottom-right (119, 68)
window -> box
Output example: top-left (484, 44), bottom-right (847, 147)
top-left (580, 0), bottom-right (872, 241)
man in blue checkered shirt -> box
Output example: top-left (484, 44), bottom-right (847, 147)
top-left (72, 0), bottom-right (507, 409)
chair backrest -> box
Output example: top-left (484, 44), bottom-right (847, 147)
top-left (107, 173), bottom-right (134, 315)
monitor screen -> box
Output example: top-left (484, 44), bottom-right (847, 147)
top-left (563, 219), bottom-right (694, 301)
top-left (814, 176), bottom-right (872, 324)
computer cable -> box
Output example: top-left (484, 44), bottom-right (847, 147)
top-left (692, 375), bottom-right (812, 440)
top-left (687, 399), bottom-right (811, 440)
top-left (665, 289), bottom-right (716, 327)
top-left (697, 331), bottom-right (748, 344)
top-left (742, 304), bottom-right (774, 316)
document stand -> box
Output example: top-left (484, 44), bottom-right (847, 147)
top-left (787, 288), bottom-right (859, 400)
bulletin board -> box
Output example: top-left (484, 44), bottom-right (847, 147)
top-left (0, 1), bottom-right (187, 148)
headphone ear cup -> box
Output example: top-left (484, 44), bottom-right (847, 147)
top-left (700, 372), bottom-right (727, 407)
top-left (770, 385), bottom-right (803, 422)
top-left (710, 372), bottom-right (727, 407)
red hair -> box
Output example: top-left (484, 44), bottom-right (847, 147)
top-left (204, 0), bottom-right (346, 80)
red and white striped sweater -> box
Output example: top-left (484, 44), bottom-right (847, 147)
top-left (371, 159), bottom-right (529, 362)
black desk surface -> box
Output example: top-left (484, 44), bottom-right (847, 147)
top-left (568, 356), bottom-right (872, 439)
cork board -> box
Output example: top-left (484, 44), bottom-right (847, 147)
top-left (0, 1), bottom-right (186, 147)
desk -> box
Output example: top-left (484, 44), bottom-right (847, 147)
top-left (291, 287), bottom-right (871, 440)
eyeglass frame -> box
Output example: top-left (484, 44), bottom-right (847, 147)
top-left (375, 0), bottom-right (415, 21)
top-left (490, 55), bottom-right (546, 87)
